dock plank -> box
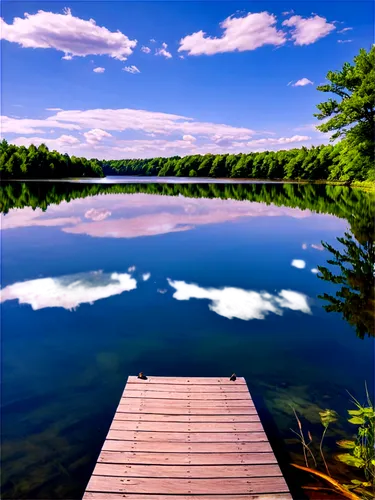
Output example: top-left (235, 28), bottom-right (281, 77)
top-left (98, 451), bottom-right (276, 465)
top-left (102, 441), bottom-right (273, 453)
top-left (113, 413), bottom-right (261, 423)
top-left (107, 430), bottom-right (268, 443)
top-left (123, 390), bottom-right (252, 400)
top-left (123, 384), bottom-right (250, 393)
top-left (84, 494), bottom-right (292, 500)
top-left (83, 376), bottom-right (291, 499)
top-left (85, 476), bottom-right (290, 495)
top-left (92, 463), bottom-right (282, 478)
top-left (118, 399), bottom-right (254, 407)
top-left (127, 376), bottom-right (247, 385)
top-left (110, 421), bottom-right (263, 432)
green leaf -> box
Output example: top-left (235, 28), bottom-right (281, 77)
top-left (348, 409), bottom-right (364, 416)
top-left (337, 439), bottom-right (356, 449)
top-left (348, 416), bottom-right (365, 424)
top-left (319, 409), bottom-right (338, 427)
top-left (336, 453), bottom-right (365, 468)
top-left (351, 479), bottom-right (363, 485)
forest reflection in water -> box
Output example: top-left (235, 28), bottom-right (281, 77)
top-left (0, 180), bottom-right (374, 499)
top-left (2, 180), bottom-right (374, 338)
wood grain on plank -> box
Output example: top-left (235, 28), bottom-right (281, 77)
top-left (123, 390), bottom-right (252, 400)
top-left (110, 421), bottom-right (263, 433)
top-left (118, 399), bottom-right (254, 408)
top-left (92, 463), bottom-right (282, 478)
top-left (107, 430), bottom-right (268, 443)
top-left (113, 413), bottom-right (261, 423)
top-left (117, 407), bottom-right (258, 415)
top-left (102, 440), bottom-right (273, 453)
top-left (84, 493), bottom-right (292, 500)
top-left (85, 476), bottom-right (290, 495)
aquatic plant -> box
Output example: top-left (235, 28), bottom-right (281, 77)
top-left (291, 387), bottom-right (375, 499)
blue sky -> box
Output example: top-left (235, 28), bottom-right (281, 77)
top-left (1, 1), bottom-right (373, 159)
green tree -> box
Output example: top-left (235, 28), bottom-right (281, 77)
top-left (315, 46), bottom-right (375, 143)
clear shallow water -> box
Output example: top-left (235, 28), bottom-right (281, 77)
top-left (0, 182), bottom-right (374, 499)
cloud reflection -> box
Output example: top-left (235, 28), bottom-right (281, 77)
top-left (0, 270), bottom-right (137, 310)
top-left (291, 259), bottom-right (306, 269)
top-left (1, 194), bottom-right (316, 239)
top-left (167, 279), bottom-right (311, 320)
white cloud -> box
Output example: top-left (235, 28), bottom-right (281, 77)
top-left (93, 67), bottom-right (105, 73)
top-left (182, 134), bottom-right (196, 142)
top-left (282, 10), bottom-right (294, 16)
top-left (128, 265), bottom-right (136, 272)
top-left (0, 8), bottom-right (137, 61)
top-left (142, 273), bottom-right (151, 281)
top-left (337, 27), bottom-right (352, 34)
top-left (282, 15), bottom-right (336, 45)
top-left (12, 134), bottom-right (80, 151)
top-left (311, 244), bottom-right (324, 251)
top-left (292, 78), bottom-right (314, 87)
top-left (167, 279), bottom-right (311, 320)
top-left (123, 65), bottom-right (140, 74)
top-left (0, 271), bottom-right (137, 311)
top-left (311, 268), bottom-right (319, 274)
top-left (40, 108), bottom-right (255, 140)
top-left (83, 128), bottom-right (112, 145)
top-left (179, 12), bottom-right (286, 56)
top-left (155, 42), bottom-right (172, 59)
top-left (141, 46), bottom-right (151, 53)
top-left (84, 208), bottom-right (111, 221)
top-left (338, 39), bottom-right (352, 44)
top-left (291, 259), bottom-right (306, 269)
top-left (46, 107), bottom-right (63, 111)
top-left (302, 243), bottom-right (308, 250)
top-left (179, 55), bottom-right (185, 59)
top-left (1, 116), bottom-right (80, 134)
top-left (243, 135), bottom-right (310, 147)
top-left (150, 38), bottom-right (156, 43)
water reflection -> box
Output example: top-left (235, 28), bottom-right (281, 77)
top-left (0, 270), bottom-right (138, 310)
top-left (318, 231), bottom-right (375, 339)
top-left (0, 180), bottom-right (374, 499)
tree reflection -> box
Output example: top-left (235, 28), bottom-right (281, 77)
top-left (318, 230), bottom-right (374, 339)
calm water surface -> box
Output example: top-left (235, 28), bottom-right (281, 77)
top-left (1, 181), bottom-right (374, 499)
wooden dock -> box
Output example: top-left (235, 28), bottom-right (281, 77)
top-left (83, 376), bottom-right (292, 499)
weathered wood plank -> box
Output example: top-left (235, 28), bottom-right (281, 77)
top-left (113, 413), bottom-right (261, 423)
top-left (85, 476), bottom-right (290, 494)
top-left (92, 463), bottom-right (282, 478)
top-left (123, 383), bottom-right (250, 393)
top-left (118, 399), bottom-right (254, 408)
top-left (98, 450), bottom-right (276, 465)
top-left (102, 440), bottom-right (273, 453)
top-left (127, 376), bottom-right (247, 385)
top-left (117, 407), bottom-right (258, 415)
top-left (123, 390), bottom-right (252, 400)
top-left (110, 421), bottom-right (263, 433)
top-left (107, 430), bottom-right (268, 443)
top-left (84, 493), bottom-right (292, 500)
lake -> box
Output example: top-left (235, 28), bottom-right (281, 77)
top-left (1, 180), bottom-right (374, 499)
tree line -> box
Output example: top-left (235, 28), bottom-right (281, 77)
top-left (0, 141), bottom-right (104, 179)
top-left (1, 47), bottom-right (373, 183)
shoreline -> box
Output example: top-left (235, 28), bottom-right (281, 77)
top-left (2, 177), bottom-right (373, 192)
